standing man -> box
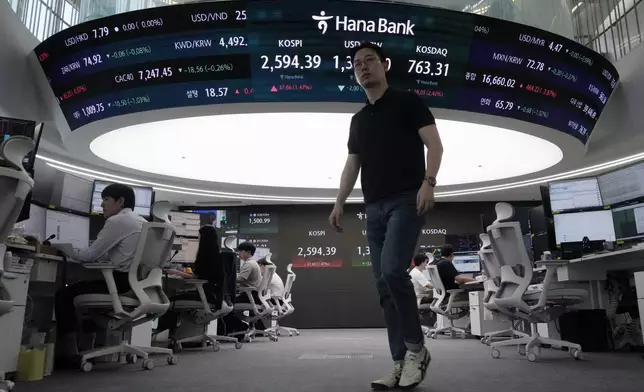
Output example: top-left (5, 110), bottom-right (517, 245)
top-left (328, 42), bottom-right (443, 390)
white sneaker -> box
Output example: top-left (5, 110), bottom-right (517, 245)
top-left (371, 363), bottom-right (402, 390)
top-left (399, 346), bottom-right (431, 389)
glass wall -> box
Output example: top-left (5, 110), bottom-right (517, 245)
top-left (8, 0), bottom-right (79, 41)
top-left (569, 0), bottom-right (644, 61)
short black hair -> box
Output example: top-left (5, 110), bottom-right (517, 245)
top-left (350, 41), bottom-right (386, 63)
top-left (237, 241), bottom-right (256, 256)
top-left (412, 253), bottom-right (429, 266)
top-left (101, 183), bottom-right (135, 210)
top-left (441, 244), bottom-right (454, 258)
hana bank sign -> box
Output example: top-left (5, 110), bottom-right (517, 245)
top-left (312, 11), bottom-right (415, 36)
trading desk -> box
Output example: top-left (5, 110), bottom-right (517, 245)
top-left (4, 243), bottom-right (154, 370)
top-left (557, 245), bottom-right (644, 337)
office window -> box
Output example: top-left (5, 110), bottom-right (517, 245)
top-left (8, 0), bottom-right (79, 41)
top-left (569, 0), bottom-right (644, 61)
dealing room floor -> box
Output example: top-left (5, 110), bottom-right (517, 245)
top-left (14, 329), bottom-right (644, 392)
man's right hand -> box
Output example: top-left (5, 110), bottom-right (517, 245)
top-left (329, 204), bottom-right (344, 232)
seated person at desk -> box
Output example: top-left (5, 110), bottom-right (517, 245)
top-left (221, 242), bottom-right (262, 335)
top-left (54, 184), bottom-right (146, 366)
top-left (435, 245), bottom-right (475, 300)
top-left (409, 253), bottom-right (434, 304)
top-left (235, 242), bottom-right (262, 293)
top-left (157, 225), bottom-right (224, 334)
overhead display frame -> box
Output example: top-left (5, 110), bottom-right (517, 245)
top-left (33, 0), bottom-right (619, 143)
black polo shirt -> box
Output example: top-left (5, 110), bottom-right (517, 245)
top-left (436, 259), bottom-right (460, 290)
top-left (348, 88), bottom-right (436, 203)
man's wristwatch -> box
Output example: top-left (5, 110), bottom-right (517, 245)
top-left (424, 176), bottom-right (437, 187)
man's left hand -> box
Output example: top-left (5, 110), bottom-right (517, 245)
top-left (416, 182), bottom-right (435, 215)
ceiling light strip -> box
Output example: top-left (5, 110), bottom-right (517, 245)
top-left (45, 161), bottom-right (341, 203)
top-left (39, 155), bottom-right (343, 201)
top-left (439, 152), bottom-right (644, 196)
top-left (38, 151), bottom-right (644, 201)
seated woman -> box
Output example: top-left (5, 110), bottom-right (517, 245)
top-left (157, 225), bottom-right (224, 334)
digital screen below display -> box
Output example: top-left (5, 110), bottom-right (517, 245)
top-left (452, 253), bottom-right (481, 273)
top-left (33, 0), bottom-right (618, 143)
top-left (91, 180), bottom-right (153, 217)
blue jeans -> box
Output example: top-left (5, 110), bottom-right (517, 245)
top-left (366, 190), bottom-right (425, 362)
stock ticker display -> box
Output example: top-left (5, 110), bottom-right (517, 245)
top-left (34, 0), bottom-right (619, 142)
top-left (186, 205), bottom-right (482, 270)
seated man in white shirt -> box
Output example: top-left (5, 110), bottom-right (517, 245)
top-left (54, 184), bottom-right (146, 366)
top-left (410, 253), bottom-right (434, 305)
top-left (257, 258), bottom-right (285, 330)
top-left (258, 258), bottom-right (285, 300)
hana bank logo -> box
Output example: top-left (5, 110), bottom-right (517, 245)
top-left (312, 11), bottom-right (415, 36)
top-left (312, 11), bottom-right (333, 34)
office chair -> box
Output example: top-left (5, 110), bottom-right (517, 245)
top-left (230, 263), bottom-right (278, 342)
top-left (419, 303), bottom-right (433, 337)
top-left (488, 202), bottom-right (588, 362)
top-left (479, 232), bottom-right (530, 345)
top-left (0, 136), bottom-right (35, 392)
top-left (266, 263), bottom-right (299, 337)
top-left (0, 136), bottom-right (35, 277)
top-left (151, 201), bottom-right (175, 225)
top-left (427, 265), bottom-right (469, 339)
top-left (170, 285), bottom-right (242, 352)
top-left (72, 223), bottom-right (179, 372)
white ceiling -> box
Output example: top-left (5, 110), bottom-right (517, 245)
top-left (89, 114), bottom-right (563, 189)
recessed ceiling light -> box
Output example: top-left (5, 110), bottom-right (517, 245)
top-left (89, 113), bottom-right (563, 189)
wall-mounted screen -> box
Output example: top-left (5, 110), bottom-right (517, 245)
top-left (549, 177), bottom-right (602, 213)
top-left (33, 0), bottom-right (618, 143)
top-left (598, 162), bottom-right (644, 206)
top-left (239, 211), bottom-right (278, 234)
top-left (91, 180), bottom-right (153, 216)
top-left (553, 209), bottom-right (615, 244)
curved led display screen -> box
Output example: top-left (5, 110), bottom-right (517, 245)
top-left (34, 0), bottom-right (619, 143)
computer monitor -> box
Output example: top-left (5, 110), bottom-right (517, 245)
top-left (0, 118), bottom-right (41, 173)
top-left (45, 209), bottom-right (90, 250)
top-left (598, 162), bottom-right (644, 206)
top-left (553, 210), bottom-right (616, 244)
top-left (522, 234), bottom-right (534, 262)
top-left (549, 177), bottom-right (603, 213)
top-left (91, 180), bottom-right (153, 217)
top-left (528, 206), bottom-right (547, 234)
top-left (185, 208), bottom-right (239, 233)
top-left (452, 253), bottom-right (481, 274)
top-left (611, 202), bottom-right (644, 241)
top-left (539, 186), bottom-right (553, 217)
